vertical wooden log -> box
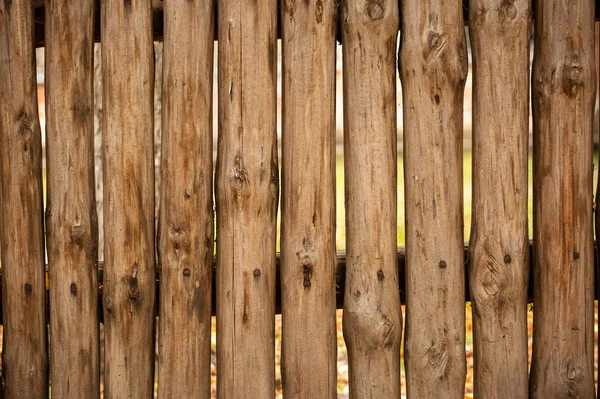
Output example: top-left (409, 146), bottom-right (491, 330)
top-left (158, 1), bottom-right (214, 397)
top-left (45, 0), bottom-right (99, 397)
top-left (597, 23), bottom-right (600, 399)
top-left (340, 1), bottom-right (401, 397)
top-left (101, 0), bottom-right (155, 397)
top-left (0, 1), bottom-right (48, 397)
top-left (0, 1), bottom-right (48, 398)
top-left (215, 0), bottom-right (278, 397)
top-left (467, 1), bottom-right (530, 398)
top-left (530, 1), bottom-right (596, 397)
top-left (280, 0), bottom-right (337, 397)
top-left (399, 1), bottom-right (467, 398)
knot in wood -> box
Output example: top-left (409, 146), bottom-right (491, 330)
top-left (315, 0), bottom-right (323, 23)
top-left (70, 224), bottom-right (85, 246)
top-left (302, 261), bottom-right (312, 288)
top-left (573, 252), bottom-right (580, 260)
top-left (129, 264), bottom-right (139, 301)
top-left (233, 156), bottom-right (248, 184)
top-left (562, 64), bottom-right (584, 98)
top-left (16, 109), bottom-right (33, 143)
top-left (366, 0), bottom-right (384, 21)
top-left (500, 0), bottom-right (517, 20)
top-left (377, 269), bottom-right (385, 280)
top-left (24, 283), bottom-right (32, 296)
top-left (472, 4), bottom-right (487, 27)
top-left (429, 32), bottom-right (442, 49)
top-left (70, 282), bottom-right (78, 296)
top-left (285, 0), bottom-right (295, 19)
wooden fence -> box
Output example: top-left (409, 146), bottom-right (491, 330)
top-left (0, 0), bottom-right (598, 398)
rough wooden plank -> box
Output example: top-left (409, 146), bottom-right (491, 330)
top-left (399, 1), bottom-right (468, 398)
top-left (596, 21), bottom-right (600, 399)
top-left (28, 1), bottom-right (600, 47)
top-left (340, 1), bottom-right (401, 397)
top-left (44, 0), bottom-right (99, 397)
top-left (467, 1), bottom-right (531, 398)
top-left (157, 1), bottom-right (214, 397)
top-left (530, 1), bottom-right (596, 397)
top-left (0, 240), bottom-right (595, 326)
top-left (280, 0), bottom-right (337, 397)
top-left (101, 0), bottom-right (155, 397)
top-left (0, 1), bottom-right (48, 397)
top-left (215, 0), bottom-right (278, 397)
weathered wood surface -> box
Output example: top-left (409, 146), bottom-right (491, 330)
top-left (399, 1), bottom-right (468, 398)
top-left (28, 1), bottom-right (600, 47)
top-left (215, 0), bottom-right (278, 396)
top-left (596, 21), bottom-right (600, 399)
top-left (530, 1), bottom-right (596, 397)
top-left (341, 0), bottom-right (401, 397)
top-left (467, 1), bottom-right (531, 398)
top-left (157, 1), bottom-right (214, 398)
top-left (101, 0), bottom-right (155, 397)
top-left (45, 0), bottom-right (99, 397)
top-left (0, 1), bottom-right (48, 397)
top-left (280, 0), bottom-right (337, 397)
top-left (0, 241), bottom-right (582, 327)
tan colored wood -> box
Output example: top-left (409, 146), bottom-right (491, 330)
top-left (399, 1), bottom-right (467, 398)
top-left (530, 1), bottom-right (596, 397)
top-left (215, 0), bottom-right (278, 397)
top-left (157, 1), bottom-right (214, 397)
top-left (101, 0), bottom-right (155, 397)
top-left (467, 1), bottom-right (530, 398)
top-left (45, 0), bottom-right (99, 397)
top-left (597, 22), bottom-right (600, 399)
top-left (0, 1), bottom-right (48, 397)
top-left (280, 0), bottom-right (337, 397)
top-left (340, 1), bottom-right (401, 397)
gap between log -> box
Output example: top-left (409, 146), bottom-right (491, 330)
top-left (31, 1), bottom-right (600, 47)
top-left (0, 241), bottom-right (595, 324)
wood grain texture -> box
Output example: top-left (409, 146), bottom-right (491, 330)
top-left (215, 0), bottom-right (278, 397)
top-left (101, 0), bottom-right (155, 397)
top-left (45, 0), bottom-right (99, 397)
top-left (340, 0), bottom-right (401, 397)
top-left (467, 1), bottom-right (530, 398)
top-left (530, 1), bottom-right (596, 397)
top-left (157, 1), bottom-right (214, 397)
top-left (280, 0), bottom-right (337, 397)
top-left (596, 22), bottom-right (600, 399)
top-left (0, 1), bottom-right (48, 397)
top-left (399, 1), bottom-right (467, 398)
